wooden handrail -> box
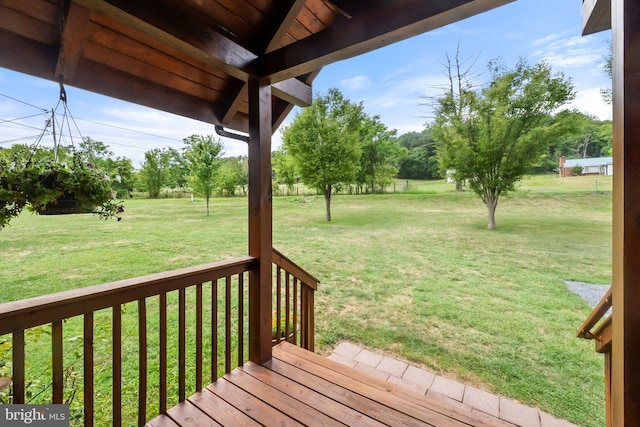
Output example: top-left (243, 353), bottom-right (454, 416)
top-left (0, 251), bottom-right (317, 425)
top-left (577, 286), bottom-right (612, 427)
top-left (272, 248), bottom-right (318, 351)
top-left (577, 287), bottom-right (612, 340)
top-left (0, 256), bottom-right (256, 336)
top-left (272, 248), bottom-right (319, 290)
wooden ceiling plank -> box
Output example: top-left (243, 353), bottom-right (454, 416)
top-left (89, 14), bottom-right (230, 85)
top-left (73, 0), bottom-right (258, 81)
top-left (296, 5), bottom-right (329, 34)
top-left (0, 4), bottom-right (57, 45)
top-left (166, 0), bottom-right (258, 44)
top-left (56, 2), bottom-right (91, 81)
top-left (82, 40), bottom-right (223, 102)
top-left (0, 27), bottom-right (58, 82)
top-left (2, 0), bottom-right (60, 29)
top-left (87, 22), bottom-right (228, 92)
top-left (305, 0), bottom-right (340, 28)
top-left (258, 0), bottom-right (514, 82)
top-left (70, 57), bottom-right (249, 132)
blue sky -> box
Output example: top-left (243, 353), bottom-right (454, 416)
top-left (0, 0), bottom-right (611, 167)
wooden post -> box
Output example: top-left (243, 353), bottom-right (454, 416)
top-left (248, 76), bottom-right (273, 364)
top-left (611, 0), bottom-right (640, 425)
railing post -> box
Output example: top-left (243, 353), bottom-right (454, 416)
top-left (248, 76), bottom-right (273, 364)
top-left (611, 1), bottom-right (640, 424)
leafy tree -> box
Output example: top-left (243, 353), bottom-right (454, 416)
top-left (601, 40), bottom-right (612, 105)
top-left (272, 150), bottom-right (297, 194)
top-left (78, 137), bottom-right (134, 197)
top-left (183, 134), bottom-right (224, 215)
top-left (166, 147), bottom-right (189, 189)
top-left (356, 115), bottom-right (398, 193)
top-left (433, 57), bottom-right (575, 229)
top-left (217, 157), bottom-right (243, 196)
top-left (282, 88), bottom-right (364, 221)
top-left (140, 148), bottom-right (170, 198)
top-left (395, 129), bottom-right (441, 180)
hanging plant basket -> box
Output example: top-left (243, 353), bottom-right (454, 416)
top-left (40, 192), bottom-right (85, 215)
top-left (0, 151), bottom-right (124, 229)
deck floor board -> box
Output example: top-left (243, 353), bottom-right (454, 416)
top-left (146, 342), bottom-right (515, 427)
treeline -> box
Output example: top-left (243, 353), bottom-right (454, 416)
top-left (1, 109), bottom-right (611, 201)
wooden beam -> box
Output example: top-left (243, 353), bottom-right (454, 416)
top-left (219, 81), bottom-right (248, 126)
top-left (611, 0), bottom-right (640, 425)
top-left (56, 1), bottom-right (91, 81)
top-left (264, 0), bottom-right (307, 54)
top-left (71, 57), bottom-right (249, 132)
top-left (272, 71), bottom-right (319, 132)
top-left (272, 78), bottom-right (312, 107)
top-left (257, 0), bottom-right (514, 82)
top-left (0, 28), bottom-right (58, 82)
top-left (247, 77), bottom-right (273, 365)
top-left (218, 0), bottom-right (309, 127)
top-left (73, 0), bottom-right (258, 81)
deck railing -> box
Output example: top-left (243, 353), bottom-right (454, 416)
top-left (0, 249), bottom-right (316, 426)
top-left (272, 248), bottom-right (319, 351)
top-left (577, 287), bottom-right (612, 427)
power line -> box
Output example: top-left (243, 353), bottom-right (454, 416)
top-left (0, 93), bottom-right (48, 113)
top-left (75, 117), bottom-right (183, 142)
top-left (0, 113), bottom-right (49, 131)
top-left (0, 134), bottom-right (47, 145)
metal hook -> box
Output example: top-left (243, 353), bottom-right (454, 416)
top-left (58, 74), bottom-right (67, 104)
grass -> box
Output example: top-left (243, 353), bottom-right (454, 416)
top-left (0, 174), bottom-right (610, 426)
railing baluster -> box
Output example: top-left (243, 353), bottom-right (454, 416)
top-left (178, 288), bottom-right (186, 402)
top-left (52, 320), bottom-right (63, 404)
top-left (276, 266), bottom-right (282, 343)
top-left (285, 273), bottom-right (291, 341)
top-left (113, 304), bottom-right (122, 427)
top-left (138, 299), bottom-right (147, 426)
top-left (301, 286), bottom-right (308, 349)
top-left (12, 330), bottom-right (24, 404)
top-left (196, 283), bottom-right (203, 391)
top-left (293, 278), bottom-right (298, 346)
top-left (225, 276), bottom-right (231, 374)
top-left (211, 279), bottom-right (218, 383)
top-left (84, 313), bottom-right (94, 427)
top-left (0, 256), bottom-right (258, 425)
top-left (238, 273), bottom-right (244, 367)
top-left (159, 293), bottom-right (167, 414)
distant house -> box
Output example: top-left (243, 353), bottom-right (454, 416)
top-left (559, 156), bottom-right (613, 177)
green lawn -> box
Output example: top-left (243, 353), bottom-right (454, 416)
top-left (0, 174), bottom-right (610, 426)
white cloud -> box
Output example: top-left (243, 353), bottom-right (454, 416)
top-left (570, 87), bottom-right (612, 120)
top-left (340, 75), bottom-right (371, 91)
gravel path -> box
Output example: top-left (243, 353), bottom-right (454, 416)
top-left (565, 280), bottom-right (610, 308)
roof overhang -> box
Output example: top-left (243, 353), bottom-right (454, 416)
top-left (0, 0), bottom-right (514, 135)
top-left (582, 0), bottom-right (612, 35)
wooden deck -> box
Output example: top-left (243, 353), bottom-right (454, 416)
top-left (146, 342), bottom-right (512, 427)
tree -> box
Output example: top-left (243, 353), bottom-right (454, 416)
top-left (355, 115), bottom-right (398, 193)
top-left (395, 129), bottom-right (441, 180)
top-left (166, 147), bottom-right (189, 190)
top-left (282, 88), bottom-right (364, 221)
top-left (272, 150), bottom-right (297, 194)
top-left (139, 148), bottom-right (170, 198)
top-left (432, 57), bottom-right (575, 229)
top-left (183, 134), bottom-right (224, 216)
top-left (217, 157), bottom-right (243, 196)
